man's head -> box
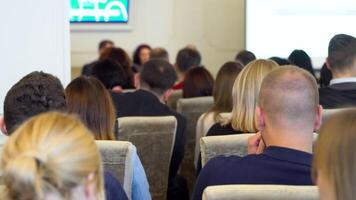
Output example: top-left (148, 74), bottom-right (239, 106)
top-left (257, 66), bottom-right (322, 145)
top-left (150, 47), bottom-right (169, 62)
top-left (235, 50), bottom-right (256, 66)
top-left (327, 34), bottom-right (356, 76)
top-left (139, 59), bottom-right (177, 100)
top-left (91, 59), bottom-right (127, 91)
top-left (98, 40), bottom-right (114, 55)
top-left (2, 71), bottom-right (66, 135)
top-left (175, 48), bottom-right (201, 74)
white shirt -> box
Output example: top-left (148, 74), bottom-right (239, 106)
top-left (330, 77), bottom-right (356, 85)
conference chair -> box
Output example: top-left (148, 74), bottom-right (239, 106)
top-left (200, 133), bottom-right (319, 167)
top-left (117, 116), bottom-right (177, 200)
top-left (202, 185), bottom-right (318, 200)
top-left (322, 108), bottom-right (349, 124)
top-left (176, 96), bottom-right (214, 192)
top-left (96, 140), bottom-right (135, 199)
top-left (167, 90), bottom-right (183, 111)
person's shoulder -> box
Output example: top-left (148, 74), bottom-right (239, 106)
top-left (204, 155), bottom-right (244, 172)
top-left (206, 122), bottom-right (235, 136)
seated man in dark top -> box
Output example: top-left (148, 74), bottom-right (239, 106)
top-left (111, 59), bottom-right (188, 200)
top-left (319, 34), bottom-right (356, 109)
top-left (192, 66), bottom-right (322, 200)
top-left (82, 40), bottom-right (114, 76)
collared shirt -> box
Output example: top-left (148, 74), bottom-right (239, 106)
top-left (192, 146), bottom-right (313, 200)
top-left (330, 77), bottom-right (356, 85)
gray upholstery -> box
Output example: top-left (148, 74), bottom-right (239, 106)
top-left (96, 140), bottom-right (134, 199)
top-left (322, 108), bottom-right (349, 124)
top-left (117, 116), bottom-right (177, 200)
top-left (201, 133), bottom-right (319, 167)
top-left (203, 185), bottom-right (318, 200)
top-left (176, 96), bottom-right (214, 192)
top-left (167, 90), bottom-right (183, 111)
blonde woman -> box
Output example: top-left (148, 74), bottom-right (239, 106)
top-left (313, 109), bottom-right (356, 200)
top-left (206, 59), bottom-right (279, 136)
top-left (1, 112), bottom-right (128, 200)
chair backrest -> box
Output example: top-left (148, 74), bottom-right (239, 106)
top-left (122, 89), bottom-right (136, 93)
top-left (117, 116), bottom-right (177, 200)
top-left (176, 96), bottom-right (214, 191)
top-left (322, 108), bottom-right (349, 124)
top-left (201, 133), bottom-right (319, 167)
top-left (96, 140), bottom-right (135, 199)
top-left (167, 90), bottom-right (183, 111)
top-left (203, 185), bottom-right (318, 200)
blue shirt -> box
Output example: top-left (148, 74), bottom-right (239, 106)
top-left (192, 146), bottom-right (313, 200)
top-left (131, 148), bottom-right (151, 200)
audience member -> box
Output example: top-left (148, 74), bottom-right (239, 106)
top-left (65, 76), bottom-right (151, 200)
top-left (269, 56), bottom-right (291, 66)
top-left (193, 66), bottom-right (322, 200)
top-left (183, 67), bottom-right (214, 98)
top-left (1, 112), bottom-right (127, 200)
top-left (319, 34), bottom-right (356, 108)
top-left (150, 47), bottom-right (169, 62)
top-left (235, 50), bottom-right (256, 66)
top-left (133, 44), bottom-right (151, 72)
top-left (313, 109), bottom-right (356, 200)
top-left (195, 61), bottom-right (243, 168)
top-left (100, 47), bottom-right (135, 89)
top-left (319, 63), bottom-right (332, 88)
top-left (82, 39), bottom-right (114, 76)
top-left (288, 49), bottom-right (316, 78)
top-left (207, 59), bottom-right (278, 136)
top-left (173, 48), bottom-right (202, 90)
top-left (91, 59), bottom-right (128, 93)
top-left (0, 71), bottom-right (128, 200)
top-left (111, 59), bottom-right (188, 200)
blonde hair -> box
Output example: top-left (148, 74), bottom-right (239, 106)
top-left (1, 112), bottom-right (105, 200)
top-left (313, 109), bottom-right (356, 200)
top-left (227, 59), bottom-right (279, 132)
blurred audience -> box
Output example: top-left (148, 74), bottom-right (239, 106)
top-left (235, 50), bottom-right (256, 66)
top-left (65, 76), bottom-right (151, 200)
top-left (173, 48), bottom-right (202, 90)
top-left (288, 49), bottom-right (316, 79)
top-left (269, 56), bottom-right (291, 66)
top-left (193, 66), bottom-right (322, 200)
top-left (150, 47), bottom-right (169, 62)
top-left (82, 39), bottom-right (114, 76)
top-left (133, 44), bottom-right (151, 72)
top-left (319, 34), bottom-right (356, 108)
top-left (319, 63), bottom-right (333, 88)
top-left (183, 67), bottom-right (214, 98)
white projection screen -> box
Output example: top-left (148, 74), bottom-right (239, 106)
top-left (246, 0), bottom-right (356, 68)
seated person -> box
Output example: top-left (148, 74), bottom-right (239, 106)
top-left (269, 56), bottom-right (291, 66)
top-left (235, 50), bottom-right (256, 66)
top-left (65, 76), bottom-right (151, 200)
top-left (91, 59), bottom-right (128, 93)
top-left (195, 61), bottom-right (243, 168)
top-left (192, 66), bottom-right (323, 200)
top-left (288, 49), bottom-right (316, 79)
top-left (173, 48), bottom-right (202, 90)
top-left (207, 59), bottom-right (278, 136)
top-left (313, 109), bottom-right (356, 200)
top-left (111, 59), bottom-right (188, 199)
top-left (0, 71), bottom-right (126, 200)
top-left (319, 34), bottom-right (356, 109)
top-left (1, 112), bottom-right (128, 200)
top-left (150, 47), bottom-right (170, 62)
top-left (183, 67), bottom-right (214, 98)
top-left (82, 39), bottom-right (114, 76)
top-left (132, 44), bottom-right (151, 72)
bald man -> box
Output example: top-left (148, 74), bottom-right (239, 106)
top-left (192, 66), bottom-right (322, 200)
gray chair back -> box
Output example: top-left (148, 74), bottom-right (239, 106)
top-left (322, 108), bottom-right (349, 124)
top-left (96, 140), bottom-right (135, 199)
top-left (176, 96), bottom-right (214, 192)
top-left (203, 185), bottom-right (318, 200)
top-left (167, 90), bottom-right (183, 111)
top-left (117, 116), bottom-right (177, 200)
top-left (201, 133), bottom-right (319, 167)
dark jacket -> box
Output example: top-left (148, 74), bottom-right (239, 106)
top-left (104, 171), bottom-right (129, 200)
top-left (111, 89), bottom-right (187, 180)
top-left (319, 82), bottom-right (356, 109)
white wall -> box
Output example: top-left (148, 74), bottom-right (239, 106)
top-left (0, 0), bottom-right (71, 113)
top-left (71, 0), bottom-right (245, 76)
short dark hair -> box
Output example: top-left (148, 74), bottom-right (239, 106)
top-left (98, 40), bottom-right (114, 51)
top-left (328, 34), bottom-right (356, 71)
top-left (92, 59), bottom-right (127, 90)
top-left (183, 67), bottom-right (214, 98)
top-left (150, 47), bottom-right (169, 62)
top-left (3, 71), bottom-right (66, 134)
top-left (140, 59), bottom-right (177, 95)
top-left (288, 49), bottom-right (315, 78)
top-left (133, 44), bottom-right (151, 65)
top-left (175, 48), bottom-right (202, 72)
top-left (269, 57), bottom-right (291, 66)
top-left (235, 50), bottom-right (256, 66)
